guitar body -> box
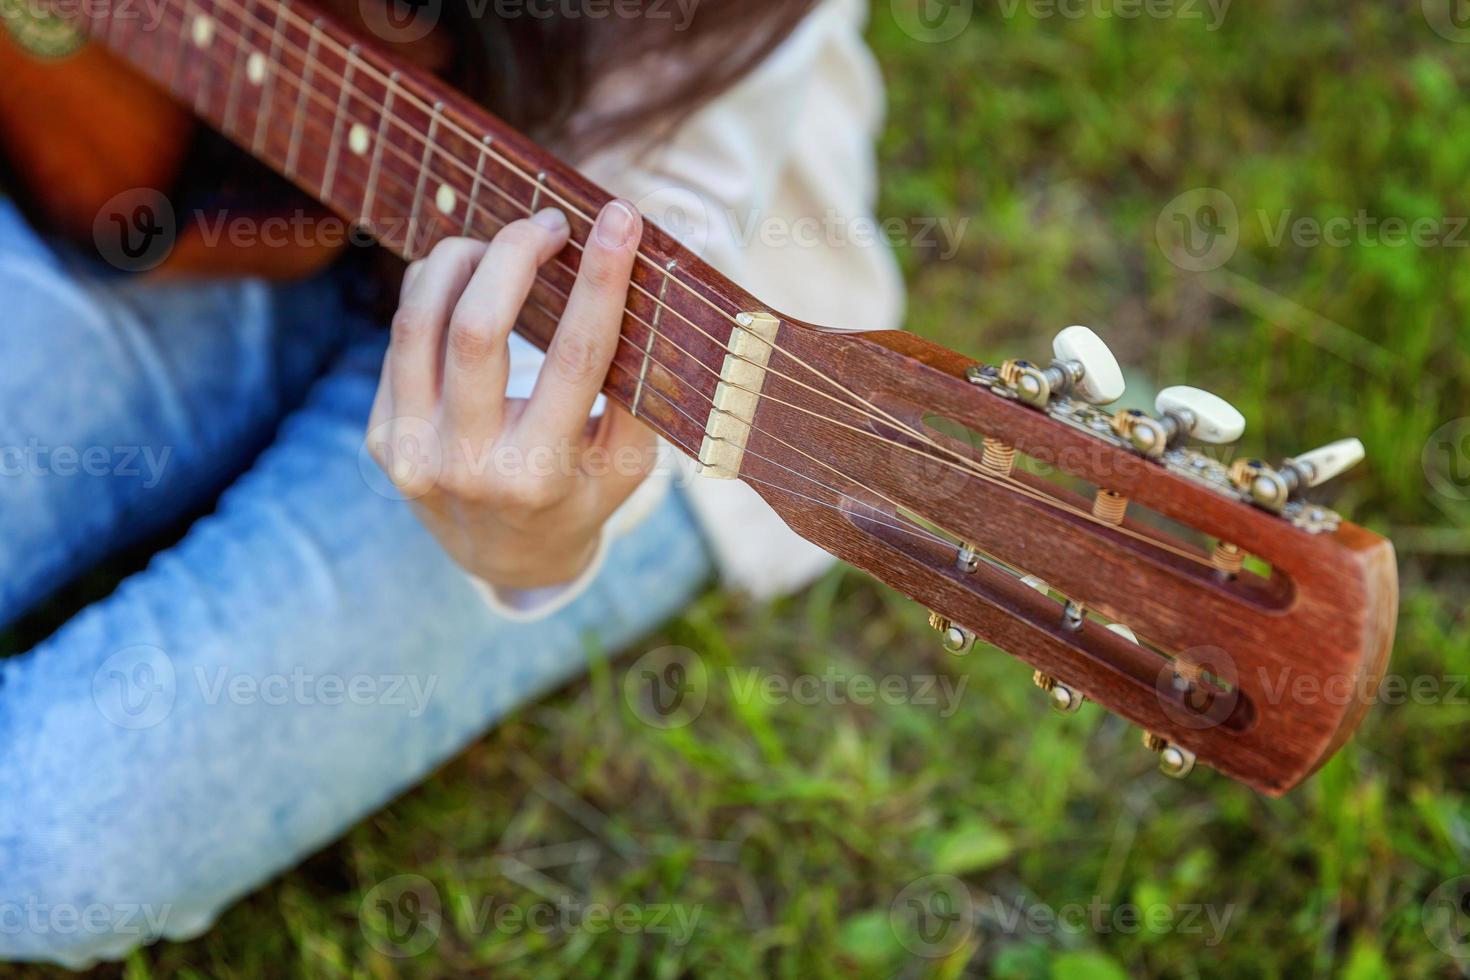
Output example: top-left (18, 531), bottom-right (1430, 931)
top-left (0, 27), bottom-right (191, 238)
top-left (0, 23), bottom-right (343, 278)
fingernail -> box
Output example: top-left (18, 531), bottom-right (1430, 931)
top-left (594, 200), bottom-right (638, 249)
top-left (531, 207), bottom-right (569, 233)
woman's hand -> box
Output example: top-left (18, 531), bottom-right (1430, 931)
top-left (367, 200), bottom-right (658, 592)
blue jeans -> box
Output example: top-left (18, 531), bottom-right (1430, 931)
top-left (0, 200), bottom-right (714, 968)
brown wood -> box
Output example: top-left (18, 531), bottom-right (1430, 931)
top-left (42, 0), bottom-right (1396, 795)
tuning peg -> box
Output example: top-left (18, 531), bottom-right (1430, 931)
top-left (1113, 385), bottom-right (1245, 458)
top-left (1106, 623), bottom-right (1139, 643)
top-left (927, 611), bottom-right (975, 655)
top-left (1286, 438), bottom-right (1365, 488)
top-left (1229, 437), bottom-right (1365, 513)
top-left (999, 326), bottom-right (1125, 409)
top-left (1053, 326), bottom-right (1126, 405)
top-left (1033, 671), bottom-right (1085, 714)
top-left (1142, 732), bottom-right (1197, 779)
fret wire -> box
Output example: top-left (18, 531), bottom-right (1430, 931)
top-left (361, 70), bottom-right (399, 229)
top-left (405, 101), bottom-right (443, 261)
top-left (169, 0), bottom-right (193, 91)
top-left (219, 0), bottom-right (251, 137)
top-left (530, 172), bottom-right (547, 212)
top-left (320, 43), bottom-right (358, 203)
top-left (632, 260), bottom-right (676, 419)
top-left (190, 0), bottom-right (215, 116)
top-left (251, 0), bottom-right (288, 156)
top-left (463, 137), bottom-right (491, 237)
top-left (285, 17), bottom-right (321, 179)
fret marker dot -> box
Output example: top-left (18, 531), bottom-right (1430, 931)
top-left (435, 184), bottom-right (457, 216)
top-left (191, 15), bottom-right (214, 48)
top-left (246, 52), bottom-right (267, 85)
top-left (348, 124), bottom-right (370, 156)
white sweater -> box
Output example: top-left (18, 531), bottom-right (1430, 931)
top-left (481, 0), bottom-right (906, 618)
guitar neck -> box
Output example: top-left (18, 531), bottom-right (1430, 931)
top-left (70, 0), bottom-right (771, 464)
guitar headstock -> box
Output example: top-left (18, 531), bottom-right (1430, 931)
top-left (735, 317), bottom-right (1398, 796)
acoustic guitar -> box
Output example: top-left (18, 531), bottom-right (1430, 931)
top-left (2, 0), bottom-right (1398, 794)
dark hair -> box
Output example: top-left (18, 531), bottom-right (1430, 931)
top-left (440, 0), bottom-right (820, 154)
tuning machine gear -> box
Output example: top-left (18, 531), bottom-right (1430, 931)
top-left (1229, 438), bottom-right (1365, 513)
top-left (996, 326), bottom-right (1126, 409)
top-left (1112, 386), bottom-right (1246, 459)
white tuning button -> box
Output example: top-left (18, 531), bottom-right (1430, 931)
top-left (1020, 575), bottom-right (1051, 595)
top-left (1287, 438), bottom-right (1365, 488)
top-left (1106, 623), bottom-right (1139, 643)
top-left (1053, 326), bottom-right (1125, 405)
top-left (1155, 386), bottom-right (1246, 444)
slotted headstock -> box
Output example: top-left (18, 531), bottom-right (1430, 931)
top-left (733, 318), bottom-right (1397, 796)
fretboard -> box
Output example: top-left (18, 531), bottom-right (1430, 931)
top-left (65, 0), bottom-right (772, 462)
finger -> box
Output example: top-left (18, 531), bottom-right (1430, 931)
top-left (388, 237), bottom-right (486, 423)
top-left (441, 209), bottom-right (570, 452)
top-left (584, 404), bottom-right (660, 520)
top-left (516, 199), bottom-right (642, 452)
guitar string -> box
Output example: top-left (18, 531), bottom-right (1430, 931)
top-left (95, 0), bottom-right (1219, 569)
top-left (121, 0), bottom-right (1042, 479)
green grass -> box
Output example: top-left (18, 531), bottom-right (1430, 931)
top-left (7, 1), bottom-right (1470, 976)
